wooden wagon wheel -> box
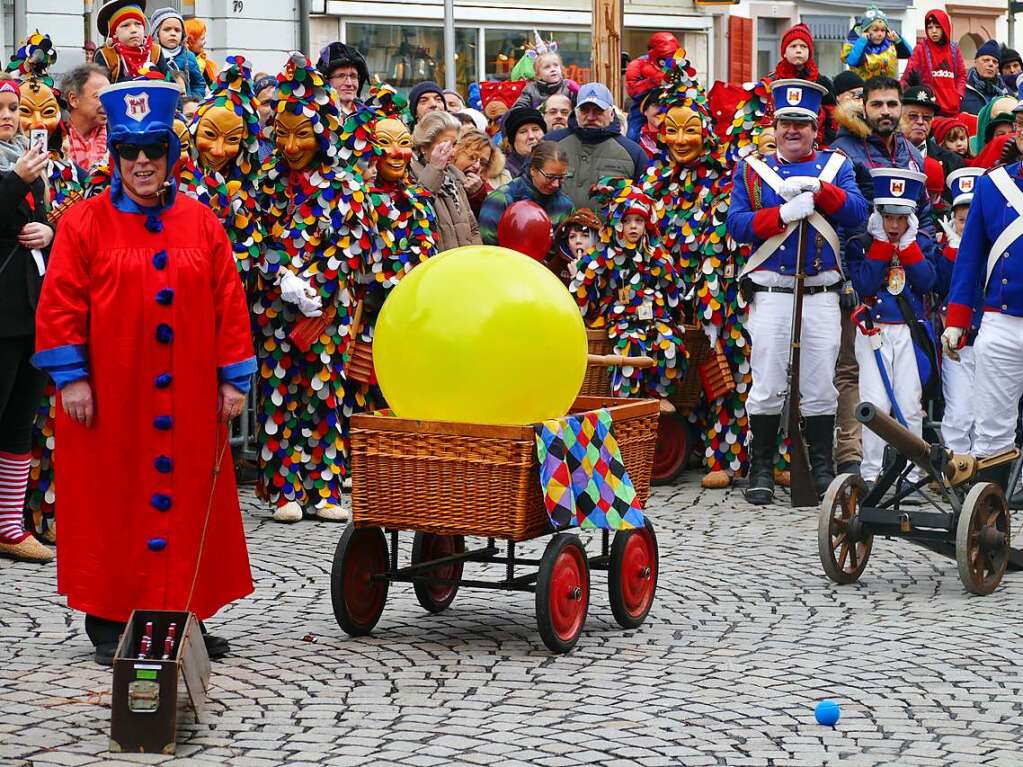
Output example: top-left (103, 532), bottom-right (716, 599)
top-left (411, 532), bottom-right (465, 613)
top-left (330, 525), bottom-right (389, 636)
top-left (817, 473), bottom-right (873, 585)
top-left (956, 482), bottom-right (1011, 596)
top-left (608, 519), bottom-right (658, 629)
top-left (536, 534), bottom-right (590, 653)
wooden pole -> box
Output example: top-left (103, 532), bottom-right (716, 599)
top-left (591, 0), bottom-right (624, 106)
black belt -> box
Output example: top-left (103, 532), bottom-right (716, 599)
top-left (750, 282), bottom-right (842, 296)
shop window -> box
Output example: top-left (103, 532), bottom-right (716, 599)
top-left (345, 23), bottom-right (478, 95)
top-left (484, 28), bottom-right (592, 84)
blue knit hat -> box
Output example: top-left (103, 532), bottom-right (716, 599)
top-left (977, 39), bottom-right (1002, 61)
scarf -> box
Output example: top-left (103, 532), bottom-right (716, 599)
top-left (773, 58), bottom-right (819, 82)
top-left (113, 37), bottom-right (155, 79)
top-left (0, 133), bottom-right (29, 173)
top-left (163, 44), bottom-right (183, 59)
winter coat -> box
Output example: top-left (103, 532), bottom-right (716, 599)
top-left (513, 79), bottom-right (577, 110)
top-left (900, 10), bottom-right (966, 116)
top-left (547, 117), bottom-right (649, 210)
top-left (961, 67), bottom-right (1010, 115)
top-left (0, 171), bottom-right (48, 338)
top-left (410, 158), bottom-right (481, 253)
top-left (164, 47), bottom-right (207, 99)
top-left (842, 28), bottom-right (912, 81)
top-left (478, 174), bottom-right (574, 248)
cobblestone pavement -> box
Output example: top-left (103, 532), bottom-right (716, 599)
top-left (3, 476), bottom-right (1023, 767)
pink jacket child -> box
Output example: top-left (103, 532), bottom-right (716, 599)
top-left (900, 9), bottom-right (966, 116)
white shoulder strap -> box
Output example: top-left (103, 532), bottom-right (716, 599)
top-left (986, 167), bottom-right (1023, 288)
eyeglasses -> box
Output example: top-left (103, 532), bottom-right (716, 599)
top-left (118, 143), bottom-right (167, 160)
top-left (534, 167), bottom-right (567, 182)
top-left (330, 73), bottom-right (360, 83)
top-left (905, 112), bottom-right (934, 124)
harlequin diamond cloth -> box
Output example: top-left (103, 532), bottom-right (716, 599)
top-left (534, 409), bottom-right (646, 531)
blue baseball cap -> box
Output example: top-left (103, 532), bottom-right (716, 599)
top-left (576, 82), bottom-right (614, 111)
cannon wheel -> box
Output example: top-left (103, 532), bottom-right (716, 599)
top-left (411, 532), bottom-right (465, 613)
top-left (608, 519), bottom-right (658, 629)
top-left (956, 482), bottom-right (1011, 596)
top-left (536, 534), bottom-right (590, 653)
top-left (330, 525), bottom-right (389, 636)
top-left (818, 473), bottom-right (873, 585)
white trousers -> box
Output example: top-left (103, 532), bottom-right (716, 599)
top-left (941, 344), bottom-right (976, 454)
top-left (973, 313), bottom-right (1023, 457)
top-left (746, 290), bottom-right (841, 416)
top-left (854, 324), bottom-right (924, 482)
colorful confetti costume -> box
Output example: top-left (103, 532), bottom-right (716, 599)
top-left (179, 56), bottom-right (265, 295)
top-left (9, 33), bottom-right (90, 538)
top-left (348, 85), bottom-right (438, 413)
top-left (642, 51), bottom-right (756, 482)
top-left (254, 54), bottom-right (373, 510)
top-left (570, 179), bottom-right (686, 398)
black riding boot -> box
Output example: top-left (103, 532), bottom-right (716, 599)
top-left (976, 463), bottom-right (1012, 494)
top-left (745, 414), bottom-right (779, 505)
top-left (804, 415), bottom-right (837, 499)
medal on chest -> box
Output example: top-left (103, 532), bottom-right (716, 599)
top-left (887, 262), bottom-right (905, 295)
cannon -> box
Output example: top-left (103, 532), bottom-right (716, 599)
top-left (817, 401), bottom-right (1023, 595)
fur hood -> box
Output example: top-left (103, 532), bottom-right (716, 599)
top-left (834, 100), bottom-right (870, 139)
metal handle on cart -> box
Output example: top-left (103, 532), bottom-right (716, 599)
top-left (587, 354), bottom-right (656, 369)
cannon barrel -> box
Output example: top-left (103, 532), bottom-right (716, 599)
top-left (855, 401), bottom-right (941, 477)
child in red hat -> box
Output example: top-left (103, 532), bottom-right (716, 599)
top-left (770, 23), bottom-right (837, 145)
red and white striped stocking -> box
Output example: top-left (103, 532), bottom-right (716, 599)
top-left (0, 451), bottom-right (31, 544)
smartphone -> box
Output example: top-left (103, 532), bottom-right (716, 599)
top-left (30, 128), bottom-right (47, 152)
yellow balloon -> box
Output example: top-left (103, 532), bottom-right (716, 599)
top-left (374, 246), bottom-right (587, 425)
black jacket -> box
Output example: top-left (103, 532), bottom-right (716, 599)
top-left (0, 170), bottom-right (49, 338)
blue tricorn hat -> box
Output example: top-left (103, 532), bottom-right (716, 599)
top-left (100, 79), bottom-right (181, 162)
top-left (946, 166), bottom-right (983, 208)
top-left (771, 78), bottom-right (828, 122)
top-left (869, 167), bottom-right (927, 214)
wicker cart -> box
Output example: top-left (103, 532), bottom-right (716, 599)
top-left (331, 396), bottom-right (660, 653)
top-left (581, 324), bottom-right (712, 484)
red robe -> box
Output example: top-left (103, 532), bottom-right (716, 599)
top-left (35, 191), bottom-right (254, 622)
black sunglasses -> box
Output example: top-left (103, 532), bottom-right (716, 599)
top-left (118, 143), bottom-right (167, 161)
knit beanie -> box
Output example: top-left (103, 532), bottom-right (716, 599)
top-left (108, 5), bottom-right (147, 37)
top-left (931, 116), bottom-right (969, 145)
top-left (150, 7), bottom-right (183, 36)
top-left (977, 39), bottom-right (1002, 62)
top-left (502, 107), bottom-right (546, 145)
top-left (780, 23), bottom-right (815, 60)
top-left (833, 70), bottom-right (864, 97)
top-left (1001, 46), bottom-right (1022, 69)
top-left (408, 81), bottom-right (445, 120)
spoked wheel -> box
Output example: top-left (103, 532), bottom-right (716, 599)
top-left (652, 411), bottom-right (690, 485)
top-left (411, 532), bottom-right (465, 613)
top-left (956, 482), bottom-right (1011, 596)
top-left (818, 473), bottom-right (873, 585)
top-left (536, 534), bottom-right (590, 653)
top-left (608, 519), bottom-right (658, 628)
top-left (330, 525), bottom-right (389, 636)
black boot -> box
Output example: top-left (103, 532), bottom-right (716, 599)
top-left (976, 464), bottom-right (1012, 494)
top-left (745, 414), bottom-right (779, 505)
top-left (804, 415), bottom-right (837, 499)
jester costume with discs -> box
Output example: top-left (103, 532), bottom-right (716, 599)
top-left (642, 51), bottom-right (762, 488)
top-left (346, 85), bottom-right (437, 413)
top-left (254, 54), bottom-right (373, 521)
top-left (570, 179), bottom-right (686, 398)
top-left (9, 33), bottom-right (90, 538)
top-left (179, 56), bottom-right (264, 293)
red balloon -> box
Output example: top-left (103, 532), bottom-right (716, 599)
top-left (497, 200), bottom-right (553, 262)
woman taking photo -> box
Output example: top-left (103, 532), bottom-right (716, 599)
top-left (411, 110), bottom-right (481, 253)
top-left (0, 73), bottom-right (55, 562)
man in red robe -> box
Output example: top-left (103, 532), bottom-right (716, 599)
top-left (33, 78), bottom-right (255, 665)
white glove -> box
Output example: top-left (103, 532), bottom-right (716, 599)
top-left (866, 211), bottom-right (886, 242)
top-left (778, 176), bottom-right (821, 201)
top-left (898, 213), bottom-right (919, 250)
top-left (279, 270), bottom-right (323, 318)
top-left (941, 326), bottom-right (964, 360)
top-left (779, 191), bottom-right (815, 224)
top-left (939, 216), bottom-right (961, 249)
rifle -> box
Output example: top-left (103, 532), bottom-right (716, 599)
top-left (782, 220), bottom-right (819, 507)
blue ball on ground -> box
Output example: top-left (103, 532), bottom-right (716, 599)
top-left (815, 699), bottom-right (841, 726)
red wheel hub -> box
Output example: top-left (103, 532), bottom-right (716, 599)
top-left (548, 545), bottom-right (588, 641)
top-left (343, 531), bottom-right (388, 626)
top-left (619, 528), bottom-right (656, 619)
top-left (423, 535), bottom-right (460, 602)
top-left (653, 413), bottom-right (688, 480)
